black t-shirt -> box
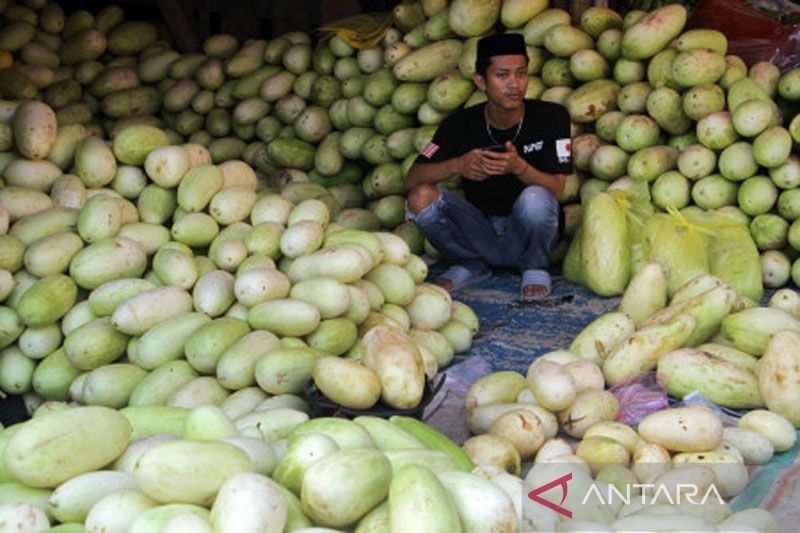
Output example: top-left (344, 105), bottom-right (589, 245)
top-left (416, 99), bottom-right (573, 216)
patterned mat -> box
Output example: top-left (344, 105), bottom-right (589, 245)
top-left (449, 271), bottom-right (620, 374)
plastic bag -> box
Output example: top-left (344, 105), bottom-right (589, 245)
top-left (690, 211), bottom-right (764, 302)
top-left (318, 13), bottom-right (393, 49)
top-left (687, 0), bottom-right (800, 70)
top-left (680, 390), bottom-right (746, 426)
top-left (567, 182), bottom-right (653, 296)
top-left (618, 180), bottom-right (655, 276)
top-left (643, 207), bottom-right (710, 297)
top-left (422, 356), bottom-right (493, 444)
top-left (610, 372), bottom-right (670, 426)
top-left (644, 208), bottom-right (763, 301)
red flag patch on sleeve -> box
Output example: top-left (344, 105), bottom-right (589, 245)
top-left (421, 142), bottom-right (440, 159)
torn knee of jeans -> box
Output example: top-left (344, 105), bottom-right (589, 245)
top-left (406, 196), bottom-right (442, 223)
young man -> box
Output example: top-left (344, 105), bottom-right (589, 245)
top-left (404, 32), bottom-right (573, 300)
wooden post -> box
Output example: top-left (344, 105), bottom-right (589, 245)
top-left (321, 0), bottom-right (362, 25)
top-left (552, 0), bottom-right (570, 11)
top-left (270, 0), bottom-right (321, 37)
top-left (158, 0), bottom-right (201, 52)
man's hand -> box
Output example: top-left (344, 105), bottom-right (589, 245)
top-left (458, 148), bottom-right (491, 181)
top-left (480, 141), bottom-right (527, 176)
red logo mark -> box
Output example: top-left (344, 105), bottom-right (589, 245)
top-left (528, 472), bottom-right (573, 518)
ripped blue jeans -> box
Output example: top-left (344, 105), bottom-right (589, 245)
top-left (406, 186), bottom-right (560, 274)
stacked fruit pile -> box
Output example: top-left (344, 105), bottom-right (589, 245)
top-left (3, 0), bottom-right (800, 293)
top-left (0, 97), bottom-right (485, 414)
top-left (463, 265), bottom-right (799, 530)
top-left (0, 91), bottom-right (491, 533)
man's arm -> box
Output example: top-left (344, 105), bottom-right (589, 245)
top-left (404, 158), bottom-right (463, 189)
top-left (404, 149), bottom-right (489, 189)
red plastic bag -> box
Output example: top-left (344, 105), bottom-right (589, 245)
top-left (686, 0), bottom-right (800, 70)
top-left (610, 372), bottom-right (669, 426)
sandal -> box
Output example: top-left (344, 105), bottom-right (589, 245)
top-left (521, 269), bottom-right (552, 302)
top-left (434, 265), bottom-right (492, 293)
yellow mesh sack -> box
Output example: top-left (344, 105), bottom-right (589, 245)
top-left (615, 181), bottom-right (655, 276)
top-left (684, 209), bottom-right (763, 302)
top-left (643, 206), bottom-right (712, 297)
top-left (318, 13), bottom-right (393, 49)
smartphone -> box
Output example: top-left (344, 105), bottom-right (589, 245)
top-left (482, 144), bottom-right (506, 153)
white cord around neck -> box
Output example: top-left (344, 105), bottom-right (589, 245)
top-left (484, 105), bottom-right (524, 147)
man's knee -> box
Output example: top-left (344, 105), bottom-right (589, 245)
top-left (515, 186), bottom-right (559, 225)
top-left (407, 184), bottom-right (440, 214)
